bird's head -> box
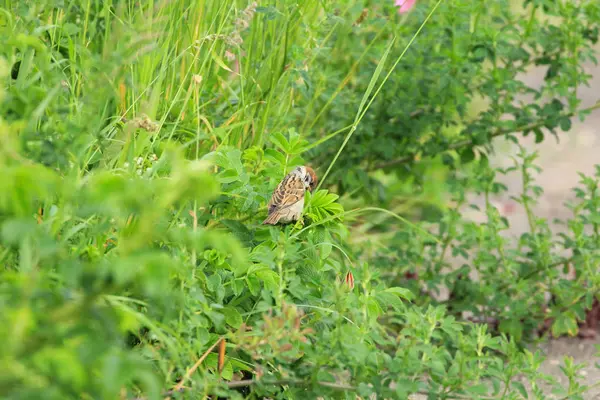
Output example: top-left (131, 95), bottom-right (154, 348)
top-left (303, 166), bottom-right (318, 192)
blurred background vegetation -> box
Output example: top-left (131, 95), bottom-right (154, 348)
top-left (1, 0), bottom-right (600, 398)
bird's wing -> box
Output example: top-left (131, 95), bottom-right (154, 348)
top-left (267, 173), bottom-right (305, 213)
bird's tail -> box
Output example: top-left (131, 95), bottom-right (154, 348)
top-left (262, 212), bottom-right (280, 225)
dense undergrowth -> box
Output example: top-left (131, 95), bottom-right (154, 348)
top-left (1, 0), bottom-right (600, 399)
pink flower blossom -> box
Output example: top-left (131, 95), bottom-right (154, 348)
top-left (395, 0), bottom-right (416, 14)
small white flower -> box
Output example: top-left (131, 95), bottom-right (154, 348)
top-left (124, 162), bottom-right (130, 168)
top-left (136, 157), bottom-right (144, 165)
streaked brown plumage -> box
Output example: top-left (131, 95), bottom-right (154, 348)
top-left (263, 166), bottom-right (317, 225)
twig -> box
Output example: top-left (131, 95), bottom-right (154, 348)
top-left (497, 256), bottom-right (575, 293)
top-left (172, 337), bottom-right (224, 392)
top-left (373, 100), bottom-right (600, 170)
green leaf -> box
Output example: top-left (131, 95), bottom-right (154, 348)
top-left (62, 22), bottom-right (81, 36)
top-left (269, 132), bottom-right (291, 153)
top-left (499, 318), bottom-right (524, 342)
top-left (211, 49), bottom-right (232, 72)
top-left (218, 169), bottom-right (240, 184)
top-left (264, 148), bottom-right (287, 166)
top-left (220, 219), bottom-right (253, 248)
top-left (366, 297), bottom-right (383, 318)
top-left (512, 381), bottom-right (528, 398)
top-left (222, 306), bottom-right (243, 328)
top-left (204, 353), bottom-right (232, 379)
top-left (319, 242), bottom-right (333, 260)
top-left (533, 127), bottom-right (544, 143)
top-left (229, 359), bottom-right (253, 372)
top-left (232, 279), bottom-right (245, 296)
top-left (382, 287), bottom-right (414, 301)
top-left (220, 360), bottom-right (233, 381)
top-left (1, 218), bottom-right (37, 244)
top-left (207, 274), bottom-right (222, 294)
top-left (254, 269), bottom-right (279, 292)
top-left (459, 147), bottom-right (475, 164)
top-left (305, 190), bottom-right (344, 223)
top-left (467, 384), bottom-right (490, 395)
top-left (246, 275), bottom-right (260, 296)
top-left (552, 312), bottom-right (579, 337)
top-left (309, 190), bottom-right (339, 207)
top-left (559, 117), bottom-right (572, 131)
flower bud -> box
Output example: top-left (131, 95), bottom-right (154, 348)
top-left (344, 271), bottom-right (355, 290)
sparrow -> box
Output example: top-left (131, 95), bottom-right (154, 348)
top-left (263, 166), bottom-right (318, 225)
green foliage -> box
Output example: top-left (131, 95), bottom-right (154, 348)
top-left (1, 0), bottom-right (600, 399)
top-left (303, 0), bottom-right (600, 196)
